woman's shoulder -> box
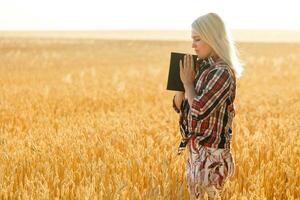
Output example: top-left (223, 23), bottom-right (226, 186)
top-left (212, 58), bottom-right (230, 69)
top-left (207, 63), bottom-right (231, 75)
top-left (206, 63), bottom-right (235, 83)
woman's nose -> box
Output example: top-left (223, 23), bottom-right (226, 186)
top-left (192, 42), bottom-right (196, 48)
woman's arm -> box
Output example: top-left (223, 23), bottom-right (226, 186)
top-left (172, 91), bottom-right (185, 113)
top-left (185, 67), bottom-right (232, 120)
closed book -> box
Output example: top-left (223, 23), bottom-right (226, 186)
top-left (166, 52), bottom-right (200, 91)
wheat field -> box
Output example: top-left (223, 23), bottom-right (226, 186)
top-left (0, 37), bottom-right (299, 200)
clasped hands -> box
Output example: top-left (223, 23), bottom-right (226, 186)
top-left (179, 54), bottom-right (195, 86)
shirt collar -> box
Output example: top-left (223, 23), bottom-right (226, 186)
top-left (207, 54), bottom-right (221, 65)
top-left (195, 54), bottom-right (222, 72)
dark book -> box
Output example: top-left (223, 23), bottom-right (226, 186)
top-left (166, 52), bottom-right (199, 92)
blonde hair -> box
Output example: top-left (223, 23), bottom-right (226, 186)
top-left (192, 12), bottom-right (244, 78)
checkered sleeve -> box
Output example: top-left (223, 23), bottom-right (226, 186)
top-left (190, 68), bottom-right (232, 121)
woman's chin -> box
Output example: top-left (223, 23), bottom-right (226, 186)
top-left (195, 52), bottom-right (201, 58)
top-left (196, 54), bottom-right (203, 59)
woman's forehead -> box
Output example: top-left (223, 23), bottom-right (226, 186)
top-left (191, 29), bottom-right (201, 38)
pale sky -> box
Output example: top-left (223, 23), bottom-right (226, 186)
top-left (0, 0), bottom-right (299, 30)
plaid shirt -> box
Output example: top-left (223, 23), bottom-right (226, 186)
top-left (173, 56), bottom-right (236, 155)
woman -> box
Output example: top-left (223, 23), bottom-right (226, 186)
top-left (172, 13), bottom-right (243, 199)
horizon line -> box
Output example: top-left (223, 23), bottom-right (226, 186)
top-left (1, 29), bottom-right (299, 43)
top-left (0, 28), bottom-right (299, 32)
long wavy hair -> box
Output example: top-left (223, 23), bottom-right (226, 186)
top-left (192, 12), bottom-right (244, 78)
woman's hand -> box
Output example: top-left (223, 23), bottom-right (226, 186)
top-left (179, 54), bottom-right (195, 86)
top-left (174, 91), bottom-right (185, 111)
top-left (175, 91), bottom-right (184, 96)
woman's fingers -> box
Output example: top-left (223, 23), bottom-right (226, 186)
top-left (180, 54), bottom-right (194, 83)
top-left (185, 54), bottom-right (193, 71)
top-left (184, 54), bottom-right (187, 70)
top-left (183, 54), bottom-right (193, 68)
top-left (190, 54), bottom-right (194, 71)
top-left (179, 59), bottom-right (183, 81)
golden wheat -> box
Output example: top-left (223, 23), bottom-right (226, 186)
top-left (0, 37), bottom-right (299, 199)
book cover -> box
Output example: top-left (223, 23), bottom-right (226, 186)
top-left (166, 52), bottom-right (200, 92)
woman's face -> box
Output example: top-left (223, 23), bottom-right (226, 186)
top-left (191, 29), bottom-right (215, 59)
